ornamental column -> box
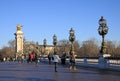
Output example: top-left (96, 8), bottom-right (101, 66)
top-left (14, 24), bottom-right (24, 59)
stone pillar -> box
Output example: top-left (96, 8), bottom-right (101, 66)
top-left (14, 24), bottom-right (23, 59)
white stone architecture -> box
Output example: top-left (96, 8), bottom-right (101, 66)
top-left (14, 24), bottom-right (23, 59)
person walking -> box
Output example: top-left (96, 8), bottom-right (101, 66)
top-left (48, 53), bottom-right (52, 64)
top-left (34, 52), bottom-right (39, 66)
top-left (61, 52), bottom-right (66, 65)
top-left (69, 51), bottom-right (77, 71)
top-left (21, 54), bottom-right (25, 63)
top-left (52, 52), bottom-right (60, 72)
top-left (29, 52), bottom-right (35, 63)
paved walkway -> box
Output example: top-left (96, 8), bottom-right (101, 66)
top-left (0, 62), bottom-right (120, 81)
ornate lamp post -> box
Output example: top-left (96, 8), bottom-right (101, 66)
top-left (98, 16), bottom-right (108, 57)
top-left (53, 34), bottom-right (57, 54)
top-left (43, 38), bottom-right (47, 56)
top-left (69, 28), bottom-right (77, 70)
top-left (69, 28), bottom-right (75, 55)
top-left (98, 16), bottom-right (109, 68)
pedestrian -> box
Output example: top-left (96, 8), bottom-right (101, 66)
top-left (29, 51), bottom-right (35, 63)
top-left (69, 51), bottom-right (77, 71)
top-left (48, 53), bottom-right (52, 64)
top-left (52, 52), bottom-right (60, 72)
top-left (61, 52), bottom-right (66, 65)
top-left (17, 55), bottom-right (21, 63)
top-left (21, 54), bottom-right (25, 63)
top-left (34, 52), bottom-right (39, 66)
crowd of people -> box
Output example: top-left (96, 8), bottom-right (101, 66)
top-left (2, 50), bottom-right (77, 72)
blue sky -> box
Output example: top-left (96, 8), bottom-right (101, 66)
top-left (0, 0), bottom-right (120, 48)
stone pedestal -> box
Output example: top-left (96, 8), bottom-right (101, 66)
top-left (98, 55), bottom-right (108, 69)
top-left (84, 58), bottom-right (87, 65)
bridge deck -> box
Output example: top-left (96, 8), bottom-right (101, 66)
top-left (0, 62), bottom-right (120, 81)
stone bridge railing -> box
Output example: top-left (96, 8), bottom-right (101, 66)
top-left (67, 57), bottom-right (120, 71)
top-left (41, 56), bottom-right (120, 71)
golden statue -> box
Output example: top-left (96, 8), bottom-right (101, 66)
top-left (16, 24), bottom-right (23, 31)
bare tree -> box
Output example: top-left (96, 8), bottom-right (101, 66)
top-left (57, 39), bottom-right (70, 55)
top-left (80, 38), bottom-right (99, 57)
top-left (0, 46), bottom-right (14, 59)
top-left (57, 39), bottom-right (81, 56)
top-left (8, 40), bottom-right (16, 57)
top-left (106, 41), bottom-right (116, 56)
top-left (74, 40), bottom-right (81, 56)
top-left (115, 43), bottom-right (120, 56)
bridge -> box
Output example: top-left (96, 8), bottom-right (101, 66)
top-left (0, 58), bottom-right (119, 81)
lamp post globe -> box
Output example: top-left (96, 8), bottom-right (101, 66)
top-left (69, 28), bottom-right (75, 43)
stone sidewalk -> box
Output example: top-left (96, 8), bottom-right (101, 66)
top-left (0, 62), bottom-right (120, 81)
